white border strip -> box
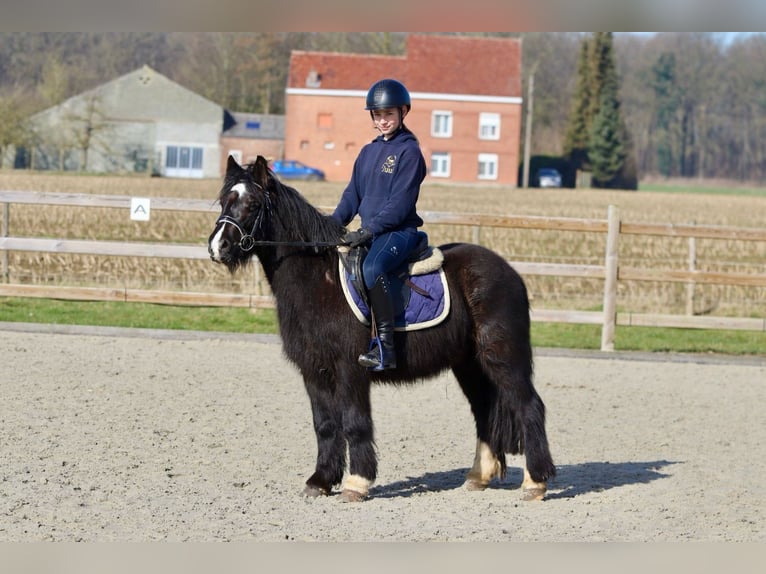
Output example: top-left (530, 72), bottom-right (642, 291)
top-left (337, 257), bottom-right (451, 332)
top-left (287, 87), bottom-right (522, 105)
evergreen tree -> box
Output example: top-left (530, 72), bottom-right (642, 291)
top-left (652, 52), bottom-right (680, 177)
top-left (589, 90), bottom-right (626, 186)
top-left (564, 32), bottom-right (633, 188)
top-left (588, 32), bottom-right (613, 120)
top-left (563, 37), bottom-right (592, 170)
top-left (588, 33), bottom-right (627, 187)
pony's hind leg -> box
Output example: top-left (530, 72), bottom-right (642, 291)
top-left (521, 465), bottom-right (548, 501)
top-left (478, 340), bottom-right (556, 500)
top-left (452, 361), bottom-right (506, 491)
top-left (454, 329), bottom-right (556, 499)
top-left (465, 439), bottom-right (504, 490)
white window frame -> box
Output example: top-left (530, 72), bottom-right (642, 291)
top-left (165, 145), bottom-right (204, 178)
top-left (431, 110), bottom-right (453, 138)
top-left (477, 153), bottom-right (499, 180)
top-left (479, 112), bottom-right (501, 140)
top-left (430, 152), bottom-right (451, 178)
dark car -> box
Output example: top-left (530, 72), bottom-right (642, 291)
top-left (537, 168), bottom-right (563, 188)
top-left (269, 160), bottom-right (325, 181)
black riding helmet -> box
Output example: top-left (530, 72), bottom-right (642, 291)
top-left (365, 78), bottom-right (411, 112)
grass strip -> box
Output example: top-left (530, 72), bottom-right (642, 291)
top-left (2, 297), bottom-right (763, 357)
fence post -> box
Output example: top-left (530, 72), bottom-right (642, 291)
top-left (686, 229), bottom-right (697, 315)
top-left (472, 225), bottom-right (481, 245)
top-left (601, 204), bottom-right (620, 351)
top-left (1, 202), bottom-right (8, 283)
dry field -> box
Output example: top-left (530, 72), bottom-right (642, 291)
top-left (1, 170), bottom-right (765, 318)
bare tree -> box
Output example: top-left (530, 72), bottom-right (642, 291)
top-left (0, 86), bottom-right (34, 168)
top-left (60, 93), bottom-right (113, 171)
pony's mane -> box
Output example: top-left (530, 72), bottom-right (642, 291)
top-left (264, 169), bottom-right (345, 245)
top-left (218, 160), bottom-right (346, 246)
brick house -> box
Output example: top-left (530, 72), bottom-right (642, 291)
top-left (284, 34), bottom-right (523, 185)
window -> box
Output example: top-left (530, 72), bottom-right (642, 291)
top-left (166, 146), bottom-right (178, 168)
top-left (478, 153), bottom-right (499, 180)
top-left (178, 146), bottom-right (190, 168)
top-left (479, 113), bottom-right (501, 140)
top-left (165, 145), bottom-right (204, 178)
top-left (430, 152), bottom-right (451, 178)
top-left (431, 111), bottom-right (453, 138)
top-left (191, 147), bottom-right (203, 169)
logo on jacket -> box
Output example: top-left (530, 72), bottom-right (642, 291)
top-left (381, 155), bottom-right (396, 174)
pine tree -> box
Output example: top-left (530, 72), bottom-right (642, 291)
top-left (564, 32), bottom-right (633, 188)
top-left (588, 33), bottom-right (624, 187)
top-left (652, 52), bottom-right (680, 177)
top-left (563, 37), bottom-right (592, 170)
top-left (589, 90), bottom-right (626, 186)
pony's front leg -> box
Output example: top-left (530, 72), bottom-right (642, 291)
top-left (303, 376), bottom-right (346, 497)
top-left (337, 370), bottom-right (376, 502)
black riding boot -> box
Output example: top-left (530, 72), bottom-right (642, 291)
top-left (358, 275), bottom-right (397, 371)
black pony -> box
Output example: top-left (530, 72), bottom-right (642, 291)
top-left (208, 155), bottom-right (555, 502)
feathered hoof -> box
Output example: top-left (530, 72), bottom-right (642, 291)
top-left (338, 488), bottom-right (367, 503)
top-left (521, 487), bottom-right (547, 501)
top-left (463, 479), bottom-right (489, 491)
top-left (303, 484), bottom-right (330, 498)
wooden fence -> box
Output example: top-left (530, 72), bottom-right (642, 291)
top-left (2, 190), bottom-right (765, 351)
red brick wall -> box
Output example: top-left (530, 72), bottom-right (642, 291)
top-left (285, 93), bottom-right (521, 186)
top-left (220, 137), bottom-right (284, 173)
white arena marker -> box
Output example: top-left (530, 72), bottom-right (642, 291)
top-left (130, 197), bottom-right (151, 221)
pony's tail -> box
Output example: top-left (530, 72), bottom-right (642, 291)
top-left (484, 320), bottom-right (556, 483)
top-left (487, 374), bottom-right (556, 483)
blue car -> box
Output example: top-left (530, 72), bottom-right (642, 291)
top-left (537, 168), bottom-right (562, 188)
top-left (270, 160), bottom-right (325, 181)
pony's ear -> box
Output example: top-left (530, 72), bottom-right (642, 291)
top-left (226, 154), bottom-right (242, 175)
top-left (250, 155), bottom-right (272, 188)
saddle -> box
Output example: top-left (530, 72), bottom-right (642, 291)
top-left (338, 232), bottom-right (451, 331)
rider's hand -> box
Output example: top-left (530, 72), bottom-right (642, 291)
top-left (342, 228), bottom-right (372, 247)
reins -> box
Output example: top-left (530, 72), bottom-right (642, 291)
top-left (215, 184), bottom-right (342, 252)
top-left (215, 214), bottom-right (342, 251)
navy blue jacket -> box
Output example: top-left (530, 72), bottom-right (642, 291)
top-left (332, 129), bottom-right (426, 236)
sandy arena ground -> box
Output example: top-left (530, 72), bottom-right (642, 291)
top-left (0, 322), bottom-right (764, 542)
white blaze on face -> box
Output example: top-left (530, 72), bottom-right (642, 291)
top-left (210, 183), bottom-right (246, 260)
top-left (209, 225), bottom-right (226, 261)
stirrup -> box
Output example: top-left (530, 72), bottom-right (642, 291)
top-left (358, 337), bottom-right (395, 371)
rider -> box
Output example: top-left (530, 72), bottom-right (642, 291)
top-left (332, 78), bottom-right (427, 371)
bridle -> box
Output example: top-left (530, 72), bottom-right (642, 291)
top-left (214, 182), bottom-right (341, 252)
top-left (214, 214), bottom-right (261, 252)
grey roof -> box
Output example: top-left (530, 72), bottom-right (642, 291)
top-left (31, 65), bottom-right (223, 125)
top-left (223, 112), bottom-right (285, 140)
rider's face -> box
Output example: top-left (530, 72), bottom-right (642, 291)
top-left (371, 107), bottom-right (406, 138)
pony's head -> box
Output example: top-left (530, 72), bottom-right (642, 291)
top-left (208, 155), bottom-right (274, 271)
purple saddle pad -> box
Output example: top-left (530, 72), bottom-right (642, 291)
top-left (340, 265), bottom-right (451, 331)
